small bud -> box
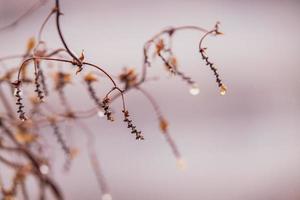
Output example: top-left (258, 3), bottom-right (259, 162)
top-left (189, 84), bottom-right (200, 96)
top-left (155, 39), bottom-right (165, 53)
top-left (79, 50), bottom-right (85, 62)
top-left (75, 66), bottom-right (83, 75)
top-left (220, 84), bottom-right (227, 96)
top-left (159, 118), bottom-right (168, 133)
top-left (26, 37), bottom-right (36, 52)
top-left (84, 73), bottom-right (97, 82)
top-left (214, 21), bottom-right (223, 35)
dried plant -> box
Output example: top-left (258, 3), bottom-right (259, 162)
top-left (199, 22), bottom-right (227, 95)
top-left (102, 97), bottom-right (114, 122)
top-left (12, 81), bottom-right (27, 121)
top-left (122, 109), bottom-right (144, 140)
top-left (33, 60), bottom-right (45, 102)
top-left (0, 0), bottom-right (228, 199)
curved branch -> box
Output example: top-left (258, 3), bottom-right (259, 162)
top-left (54, 0), bottom-right (81, 65)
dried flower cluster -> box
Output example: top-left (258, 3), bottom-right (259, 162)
top-left (102, 97), bottom-right (114, 122)
top-left (12, 81), bottom-right (27, 121)
top-left (0, 0), bottom-right (227, 199)
top-left (123, 110), bottom-right (144, 140)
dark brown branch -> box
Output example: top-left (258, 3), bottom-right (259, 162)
top-left (54, 0), bottom-right (82, 66)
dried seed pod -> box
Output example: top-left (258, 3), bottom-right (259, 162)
top-left (49, 117), bottom-right (73, 168)
top-left (122, 110), bottom-right (144, 140)
top-left (12, 81), bottom-right (27, 121)
top-left (34, 70), bottom-right (44, 102)
top-left (200, 48), bottom-right (225, 90)
top-left (53, 72), bottom-right (71, 90)
top-left (199, 22), bottom-right (226, 93)
top-left (102, 97), bottom-right (114, 121)
top-left (119, 68), bottom-right (137, 89)
top-left (36, 62), bottom-right (48, 96)
top-left (84, 73), bottom-right (97, 83)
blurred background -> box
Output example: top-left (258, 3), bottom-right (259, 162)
top-left (0, 0), bottom-right (300, 199)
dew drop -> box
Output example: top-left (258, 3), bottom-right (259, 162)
top-left (220, 84), bottom-right (227, 96)
top-left (102, 193), bottom-right (112, 200)
top-left (189, 84), bottom-right (200, 96)
top-left (97, 110), bottom-right (105, 118)
top-left (176, 158), bottom-right (187, 171)
top-left (13, 88), bottom-right (18, 96)
top-left (40, 164), bottom-right (49, 175)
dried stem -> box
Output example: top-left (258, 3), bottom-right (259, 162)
top-left (199, 22), bottom-right (226, 93)
top-left (49, 118), bottom-right (72, 170)
top-left (54, 0), bottom-right (82, 66)
top-left (76, 121), bottom-right (110, 197)
top-left (34, 59), bottom-right (45, 102)
top-left (135, 87), bottom-right (181, 158)
top-left (85, 79), bottom-right (102, 109)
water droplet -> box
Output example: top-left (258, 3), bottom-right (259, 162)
top-left (102, 193), bottom-right (112, 200)
top-left (220, 84), bottom-right (227, 96)
top-left (13, 88), bottom-right (18, 96)
top-left (40, 164), bottom-right (49, 175)
top-left (97, 110), bottom-right (105, 118)
top-left (189, 84), bottom-right (200, 96)
top-left (176, 158), bottom-right (187, 171)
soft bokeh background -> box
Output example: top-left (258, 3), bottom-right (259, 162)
top-left (0, 0), bottom-right (300, 199)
